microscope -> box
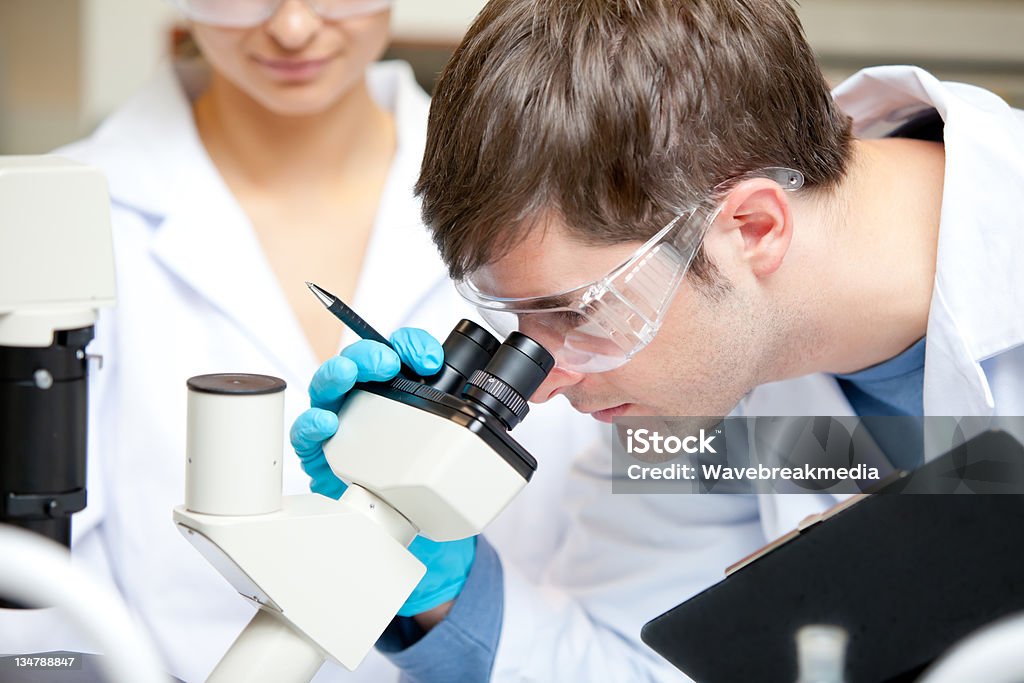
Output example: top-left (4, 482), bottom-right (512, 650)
top-left (175, 310), bottom-right (554, 681)
top-left (0, 156), bottom-right (170, 683)
top-left (0, 156), bottom-right (116, 589)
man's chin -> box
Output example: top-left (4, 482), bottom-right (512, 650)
top-left (602, 404), bottom-right (733, 424)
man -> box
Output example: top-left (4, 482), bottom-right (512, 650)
top-left (293, 0), bottom-right (1024, 680)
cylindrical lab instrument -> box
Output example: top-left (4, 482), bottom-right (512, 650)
top-left (795, 624), bottom-right (849, 683)
top-left (185, 373), bottom-right (286, 516)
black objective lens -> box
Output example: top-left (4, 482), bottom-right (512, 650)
top-left (0, 327), bottom-right (93, 609)
top-left (427, 320), bottom-right (501, 395)
top-left (462, 332), bottom-right (555, 430)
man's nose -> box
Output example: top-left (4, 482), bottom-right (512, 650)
top-left (531, 366), bottom-right (585, 403)
top-left (265, 0), bottom-right (322, 51)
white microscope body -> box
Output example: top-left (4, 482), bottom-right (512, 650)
top-left (175, 323), bottom-right (551, 681)
top-left (0, 156), bottom-right (116, 347)
top-left (0, 156), bottom-right (169, 683)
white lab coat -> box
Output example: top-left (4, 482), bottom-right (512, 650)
top-left (744, 66), bottom-right (1024, 539)
top-left (0, 60), bottom-right (601, 683)
top-left (482, 66), bottom-right (1024, 682)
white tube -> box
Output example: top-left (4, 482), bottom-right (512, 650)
top-left (207, 609), bottom-right (325, 683)
top-left (795, 625), bottom-right (848, 683)
top-left (918, 612), bottom-right (1024, 683)
top-left (0, 524), bottom-right (169, 683)
top-left (339, 484), bottom-right (418, 546)
top-left (186, 374), bottom-right (285, 516)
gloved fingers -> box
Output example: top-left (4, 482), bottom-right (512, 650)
top-left (406, 534), bottom-right (449, 559)
top-left (290, 410), bottom-right (348, 500)
top-left (340, 340), bottom-right (402, 382)
top-left (309, 356), bottom-right (360, 411)
top-left (396, 536), bottom-right (478, 617)
top-left (298, 443), bottom-right (349, 500)
top-left (396, 584), bottom-right (466, 618)
top-left (407, 535), bottom-right (477, 563)
top-left (309, 472), bottom-right (348, 500)
top-left (390, 328), bottom-right (444, 376)
top-left (290, 408), bottom-right (339, 462)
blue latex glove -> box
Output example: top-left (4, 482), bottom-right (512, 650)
top-left (290, 328), bottom-right (477, 618)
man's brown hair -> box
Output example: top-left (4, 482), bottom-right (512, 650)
top-left (416, 0), bottom-right (853, 285)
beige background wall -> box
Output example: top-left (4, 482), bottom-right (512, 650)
top-left (2, 0), bottom-right (1023, 153)
top-left (802, 0), bottom-right (1024, 106)
top-left (0, 0), bottom-right (177, 153)
top-left (0, 0), bottom-right (83, 154)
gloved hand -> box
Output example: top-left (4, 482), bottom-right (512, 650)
top-left (290, 328), bottom-right (477, 618)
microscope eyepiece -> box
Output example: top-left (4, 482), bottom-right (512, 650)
top-left (450, 319), bottom-right (501, 356)
top-left (426, 320), bottom-right (501, 395)
top-left (462, 332), bottom-right (555, 430)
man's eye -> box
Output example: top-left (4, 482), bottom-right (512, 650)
top-left (552, 311), bottom-right (585, 324)
top-left (543, 310), bottom-right (588, 333)
top-left (519, 311), bottom-right (587, 339)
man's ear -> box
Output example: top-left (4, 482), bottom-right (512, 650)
top-left (710, 178), bottom-right (794, 278)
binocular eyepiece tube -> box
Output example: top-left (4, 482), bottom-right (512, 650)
top-left (433, 320), bottom-right (554, 430)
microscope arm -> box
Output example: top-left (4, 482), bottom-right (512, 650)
top-left (174, 485), bottom-right (425, 677)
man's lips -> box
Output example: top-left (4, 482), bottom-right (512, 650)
top-left (586, 404), bottom-right (631, 423)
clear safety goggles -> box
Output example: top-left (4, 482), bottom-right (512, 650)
top-left (456, 168), bottom-right (805, 374)
top-left (171, 0), bottom-right (392, 28)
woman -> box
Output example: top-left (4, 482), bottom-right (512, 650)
top-left (0, 2), bottom-right (598, 681)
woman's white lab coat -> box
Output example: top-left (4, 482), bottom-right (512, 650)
top-left (0, 60), bottom-right (601, 682)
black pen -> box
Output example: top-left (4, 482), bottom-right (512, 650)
top-left (305, 281), bottom-right (421, 379)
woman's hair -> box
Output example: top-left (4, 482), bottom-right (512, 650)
top-left (416, 0), bottom-right (853, 283)
top-left (171, 26), bottom-right (203, 60)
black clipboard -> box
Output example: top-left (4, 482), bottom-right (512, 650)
top-left (641, 430), bottom-right (1024, 682)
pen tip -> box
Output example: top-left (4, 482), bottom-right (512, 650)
top-left (306, 281), bottom-right (335, 308)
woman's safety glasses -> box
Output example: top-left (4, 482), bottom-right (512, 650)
top-left (172, 0), bottom-right (392, 28)
top-left (456, 168), bottom-right (805, 374)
